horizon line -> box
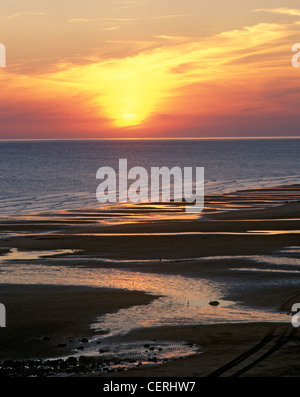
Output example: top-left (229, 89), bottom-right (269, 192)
top-left (0, 136), bottom-right (300, 142)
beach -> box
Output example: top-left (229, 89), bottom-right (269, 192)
top-left (0, 284), bottom-right (157, 362)
top-left (0, 185), bottom-right (299, 376)
top-left (106, 322), bottom-right (300, 377)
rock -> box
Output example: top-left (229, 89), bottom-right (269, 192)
top-left (66, 357), bottom-right (77, 365)
top-left (0, 248), bottom-right (11, 256)
top-left (42, 336), bottom-right (50, 341)
top-left (80, 338), bottom-right (88, 343)
top-left (2, 360), bottom-right (14, 367)
top-left (76, 346), bottom-right (84, 350)
top-left (209, 300), bottom-right (220, 306)
top-left (79, 356), bottom-right (90, 365)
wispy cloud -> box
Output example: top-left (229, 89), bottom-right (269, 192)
top-left (140, 14), bottom-right (199, 21)
top-left (113, 0), bottom-right (144, 4)
top-left (100, 26), bottom-right (120, 31)
top-left (67, 18), bottom-right (95, 23)
top-left (3, 19), bottom-right (300, 134)
top-left (68, 14), bottom-right (200, 24)
top-left (40, 21), bottom-right (299, 125)
top-left (155, 35), bottom-right (190, 43)
top-left (253, 8), bottom-right (300, 17)
top-left (113, 0), bottom-right (145, 9)
top-left (5, 12), bottom-right (46, 20)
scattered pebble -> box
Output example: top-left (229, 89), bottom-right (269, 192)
top-left (99, 349), bottom-right (109, 354)
top-left (0, 352), bottom-right (166, 377)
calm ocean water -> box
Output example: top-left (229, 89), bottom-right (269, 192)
top-left (0, 138), bottom-right (299, 215)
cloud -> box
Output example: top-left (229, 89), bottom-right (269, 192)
top-left (67, 18), bottom-right (95, 23)
top-left (2, 19), bottom-right (300, 134)
top-left (100, 26), bottom-right (120, 31)
top-left (253, 8), bottom-right (300, 17)
top-left (112, 0), bottom-right (146, 9)
top-left (135, 14), bottom-right (200, 21)
top-left (80, 14), bottom-right (200, 23)
top-left (101, 0), bottom-right (144, 4)
top-left (155, 35), bottom-right (189, 42)
top-left (40, 21), bottom-right (299, 121)
top-left (5, 12), bottom-right (46, 20)
top-left (66, 13), bottom-right (201, 27)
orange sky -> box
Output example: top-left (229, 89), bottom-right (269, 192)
top-left (0, 1), bottom-right (300, 138)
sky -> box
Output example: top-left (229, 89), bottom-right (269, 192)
top-left (0, 0), bottom-right (300, 139)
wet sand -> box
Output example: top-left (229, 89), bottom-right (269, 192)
top-left (0, 185), bottom-right (299, 376)
top-left (0, 284), bottom-right (157, 361)
top-left (104, 322), bottom-right (300, 377)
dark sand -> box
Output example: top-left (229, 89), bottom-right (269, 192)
top-left (103, 322), bottom-right (300, 377)
top-left (0, 284), bottom-right (156, 361)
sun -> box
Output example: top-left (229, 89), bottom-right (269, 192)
top-left (121, 111), bottom-right (137, 124)
top-left (68, 49), bottom-right (175, 128)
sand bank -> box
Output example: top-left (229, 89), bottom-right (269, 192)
top-left (0, 284), bottom-right (156, 361)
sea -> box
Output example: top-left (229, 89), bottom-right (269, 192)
top-left (0, 138), bottom-right (299, 216)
